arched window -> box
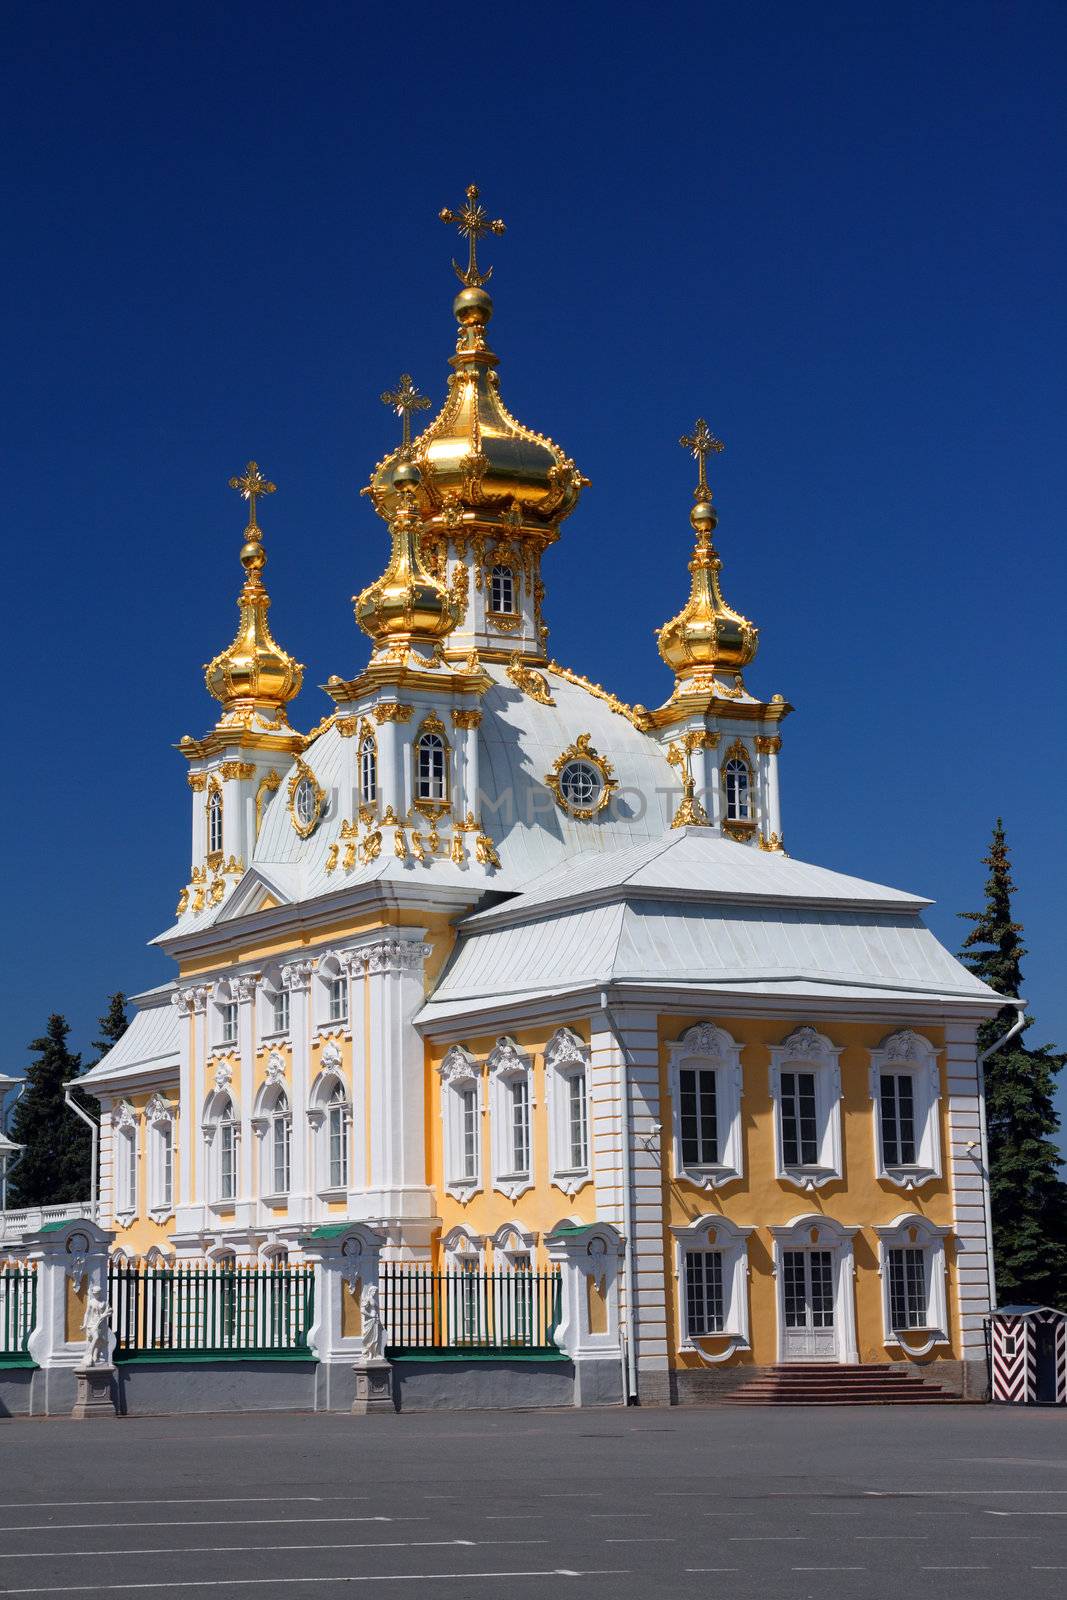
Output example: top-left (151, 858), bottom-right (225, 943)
top-left (360, 737), bottom-right (378, 806)
top-left (417, 732), bottom-right (447, 802)
top-left (294, 777), bottom-right (318, 830)
top-left (207, 785), bottom-right (224, 856)
top-left (327, 1082), bottom-right (350, 1190)
top-left (217, 1097), bottom-right (237, 1202)
top-left (490, 564), bottom-right (515, 615)
top-left (270, 1091), bottom-right (291, 1196)
top-left (724, 755), bottom-right (751, 821)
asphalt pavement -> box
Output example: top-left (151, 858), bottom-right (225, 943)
top-left (1, 1402), bottom-right (1065, 1598)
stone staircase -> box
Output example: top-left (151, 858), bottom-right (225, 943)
top-left (721, 1363), bottom-right (959, 1405)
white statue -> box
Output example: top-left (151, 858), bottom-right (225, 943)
top-left (81, 1284), bottom-right (112, 1367)
top-left (360, 1283), bottom-right (385, 1360)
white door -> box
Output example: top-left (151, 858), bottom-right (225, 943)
top-left (781, 1248), bottom-right (838, 1361)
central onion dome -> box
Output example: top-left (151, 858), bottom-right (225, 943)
top-left (355, 463), bottom-right (461, 646)
top-left (657, 421), bottom-right (759, 682)
top-left (365, 187), bottom-right (587, 536)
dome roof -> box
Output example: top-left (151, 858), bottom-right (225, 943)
top-left (367, 287), bottom-right (586, 535)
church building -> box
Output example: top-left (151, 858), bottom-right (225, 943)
top-left (82, 185), bottom-right (1003, 1402)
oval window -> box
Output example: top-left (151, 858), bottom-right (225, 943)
top-left (559, 759), bottom-right (603, 812)
top-left (294, 776), bottom-right (318, 829)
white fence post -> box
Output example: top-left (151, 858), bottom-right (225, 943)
top-left (545, 1221), bottom-right (626, 1407)
top-left (22, 1218), bottom-right (115, 1415)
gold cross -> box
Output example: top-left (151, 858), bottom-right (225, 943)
top-left (228, 461), bottom-right (276, 530)
top-left (679, 419), bottom-right (725, 500)
top-left (380, 373), bottom-right (431, 452)
top-left (439, 183), bottom-right (506, 287)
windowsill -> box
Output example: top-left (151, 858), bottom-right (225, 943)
top-left (676, 1163), bottom-right (743, 1190)
top-left (210, 1201), bottom-right (237, 1216)
top-left (261, 1193), bottom-right (290, 1207)
top-left (678, 1333), bottom-right (750, 1365)
top-left (779, 1164), bottom-right (840, 1190)
top-left (498, 1171), bottom-right (530, 1184)
top-left (316, 1187), bottom-right (347, 1203)
top-left (114, 1210), bottom-right (137, 1226)
top-left (553, 1166), bottom-right (590, 1180)
top-left (260, 1030), bottom-right (290, 1044)
top-left (148, 1208), bottom-right (175, 1225)
top-left (879, 1165), bottom-right (939, 1189)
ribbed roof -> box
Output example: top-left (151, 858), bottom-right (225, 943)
top-left (81, 990), bottom-right (179, 1087)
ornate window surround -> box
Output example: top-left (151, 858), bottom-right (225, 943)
top-left (768, 1026), bottom-right (844, 1190)
top-left (438, 1044), bottom-right (483, 1203)
top-left (869, 1030), bottom-right (942, 1189)
top-left (487, 1036), bottom-right (535, 1201)
top-left (874, 1212), bottom-right (952, 1356)
top-left (313, 951), bottom-right (350, 1037)
top-left (252, 1054), bottom-right (292, 1201)
top-left (308, 1041), bottom-right (350, 1200)
top-left (145, 1094), bottom-right (175, 1222)
top-left (287, 757), bottom-right (325, 839)
top-left (201, 1087), bottom-right (239, 1211)
top-left (413, 710), bottom-right (452, 815)
top-left (545, 733), bottom-right (618, 821)
top-left (666, 1022), bottom-right (744, 1190)
top-left (670, 1214), bottom-right (754, 1363)
top-left (443, 1223), bottom-right (485, 1269)
top-left (113, 1100), bottom-right (140, 1224)
top-left (721, 738), bottom-right (756, 837)
top-left (544, 1027), bottom-right (592, 1197)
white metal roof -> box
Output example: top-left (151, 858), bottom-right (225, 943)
top-left (80, 990), bottom-right (179, 1089)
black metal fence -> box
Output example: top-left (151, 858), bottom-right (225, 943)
top-left (108, 1262), bottom-right (315, 1359)
top-left (381, 1265), bottom-right (561, 1353)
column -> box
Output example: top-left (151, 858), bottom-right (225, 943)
top-left (282, 960), bottom-right (314, 1226)
top-left (944, 1018), bottom-right (993, 1396)
top-left (363, 935), bottom-right (435, 1258)
top-left (376, 716), bottom-right (399, 819)
top-left (172, 989), bottom-right (196, 1210)
top-left (451, 709), bottom-right (482, 823)
top-left (340, 949), bottom-right (368, 1195)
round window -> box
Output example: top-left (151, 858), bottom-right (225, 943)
top-left (559, 759), bottom-right (603, 811)
top-left (294, 777), bottom-right (318, 829)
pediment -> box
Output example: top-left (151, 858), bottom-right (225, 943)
top-left (215, 867), bottom-right (294, 922)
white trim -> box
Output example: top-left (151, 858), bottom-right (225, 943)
top-left (670, 1214), bottom-right (754, 1362)
top-left (666, 1022), bottom-right (744, 1189)
top-left (545, 1027), bottom-right (592, 1197)
top-left (768, 1026), bottom-right (843, 1189)
top-left (144, 1094), bottom-right (175, 1222)
top-left (874, 1212), bottom-right (952, 1355)
top-left (307, 1060), bottom-right (351, 1197)
top-left (113, 1101), bottom-right (139, 1223)
top-left (487, 1036), bottom-right (534, 1200)
top-left (438, 1045), bottom-right (483, 1203)
top-left (869, 1030), bottom-right (942, 1189)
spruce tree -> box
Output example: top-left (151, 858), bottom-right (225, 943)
top-left (7, 1015), bottom-right (91, 1207)
top-left (959, 821), bottom-right (1067, 1307)
top-left (91, 992), bottom-right (128, 1062)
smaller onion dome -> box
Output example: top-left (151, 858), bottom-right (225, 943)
top-left (205, 463), bottom-right (304, 714)
top-left (657, 421), bottom-right (759, 681)
top-left (354, 462), bottom-right (462, 646)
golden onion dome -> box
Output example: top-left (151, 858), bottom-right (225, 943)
top-left (657, 422), bottom-right (759, 681)
top-left (366, 187), bottom-right (587, 532)
top-left (355, 462), bottom-right (462, 646)
top-left (205, 463), bottom-right (304, 714)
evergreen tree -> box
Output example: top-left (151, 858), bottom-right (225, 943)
top-left (7, 1015), bottom-right (91, 1207)
top-left (91, 992), bottom-right (128, 1061)
top-left (959, 820), bottom-right (1067, 1307)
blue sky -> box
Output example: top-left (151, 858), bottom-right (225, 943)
top-left (2, 2), bottom-right (1064, 1135)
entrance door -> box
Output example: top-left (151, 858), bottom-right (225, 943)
top-left (1034, 1322), bottom-right (1058, 1404)
top-left (782, 1249), bottom-right (838, 1361)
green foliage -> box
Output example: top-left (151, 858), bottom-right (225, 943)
top-left (7, 1015), bottom-right (91, 1207)
top-left (959, 820), bottom-right (1067, 1307)
top-left (92, 992), bottom-right (128, 1060)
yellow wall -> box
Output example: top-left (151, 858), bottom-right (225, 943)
top-left (427, 1024), bottom-right (599, 1267)
top-left (658, 1014), bottom-right (959, 1370)
top-left (107, 1087), bottom-right (180, 1259)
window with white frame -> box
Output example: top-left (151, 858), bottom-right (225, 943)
top-left (219, 1001), bottom-right (238, 1048)
top-left (416, 732), bottom-right (448, 802)
top-left (667, 1023), bottom-right (744, 1188)
top-left (113, 1103), bottom-right (139, 1219)
top-left (489, 564), bottom-right (515, 614)
top-left (216, 1096), bottom-right (237, 1203)
top-left (874, 1214), bottom-right (950, 1350)
top-left (207, 784), bottom-right (224, 856)
top-left (145, 1096), bottom-right (174, 1216)
top-left (488, 1037), bottom-right (534, 1200)
top-left (439, 1046), bottom-right (482, 1199)
top-left (359, 736), bottom-right (378, 806)
top-left (315, 957), bottom-right (349, 1032)
top-left (328, 976), bottom-right (347, 1024)
top-left (315, 1078), bottom-right (349, 1192)
top-left (869, 1030), bottom-right (942, 1187)
top-left (545, 1028), bottom-right (591, 1194)
top-left (270, 1090), bottom-right (291, 1195)
top-left (272, 988), bottom-right (290, 1036)
top-left (769, 1027), bottom-right (843, 1187)
top-left (723, 754), bottom-right (752, 821)
top-left (671, 1215), bottom-right (754, 1358)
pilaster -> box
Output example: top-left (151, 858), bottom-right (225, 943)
top-left (282, 960), bottom-right (314, 1226)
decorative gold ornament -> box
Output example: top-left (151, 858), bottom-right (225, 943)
top-left (487, 610), bottom-right (522, 632)
top-left (287, 757), bottom-right (325, 839)
top-left (205, 462), bottom-right (305, 716)
top-left (355, 464), bottom-right (462, 649)
top-left (722, 822), bottom-right (756, 844)
top-left (754, 736), bottom-right (782, 755)
top-left (219, 761), bottom-right (256, 781)
top-left (254, 769), bottom-right (281, 839)
top-left (209, 877), bottom-right (225, 905)
top-left (393, 827), bottom-right (407, 858)
top-left (545, 733), bottom-right (618, 821)
top-left (335, 716), bottom-right (358, 738)
top-left (475, 833), bottom-right (500, 867)
top-left (544, 661), bottom-right (647, 730)
top-left (439, 182), bottom-right (506, 289)
top-left (450, 832), bottom-right (466, 864)
top-left (192, 886), bottom-right (205, 913)
top-left (759, 831), bottom-right (786, 853)
top-left (374, 701), bottom-right (414, 724)
top-left (449, 563), bottom-right (470, 609)
top-left (358, 831), bottom-right (382, 865)
top-left (451, 708), bottom-right (482, 730)
top-left (666, 743), bottom-right (710, 829)
top-left (342, 842), bottom-right (357, 871)
top-left (410, 830), bottom-right (426, 861)
top-left (683, 729), bottom-right (720, 752)
top-left (380, 373), bottom-right (431, 456)
top-left (506, 654), bottom-right (555, 704)
top-left (419, 709), bottom-right (446, 735)
top-left (657, 423), bottom-right (759, 683)
top-left (187, 772), bottom-right (207, 792)
top-left (176, 888), bottom-right (189, 915)
top-left (325, 843), bottom-right (339, 874)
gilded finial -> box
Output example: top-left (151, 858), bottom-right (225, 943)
top-left (380, 374), bottom-right (431, 456)
top-left (204, 460), bottom-right (303, 714)
top-left (679, 420), bottom-right (725, 503)
top-left (439, 183), bottom-right (506, 288)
